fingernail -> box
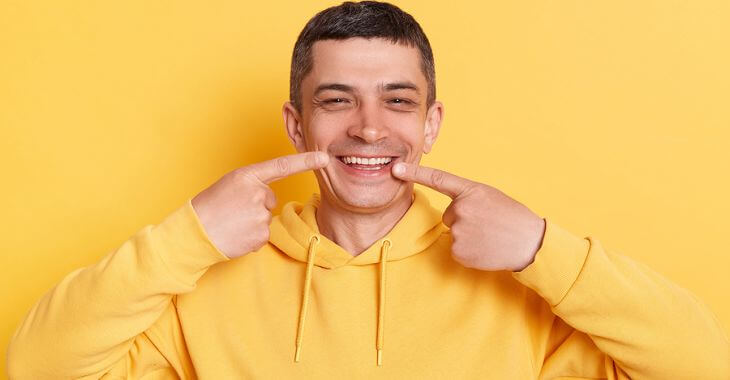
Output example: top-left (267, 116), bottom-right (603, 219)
top-left (393, 162), bottom-right (405, 175)
top-left (316, 151), bottom-right (329, 166)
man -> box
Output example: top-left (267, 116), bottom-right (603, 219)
top-left (7, 1), bottom-right (729, 379)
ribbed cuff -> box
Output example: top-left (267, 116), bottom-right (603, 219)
top-left (511, 218), bottom-right (590, 307)
top-left (149, 198), bottom-right (230, 287)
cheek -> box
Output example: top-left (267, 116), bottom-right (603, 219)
top-left (301, 106), bottom-right (342, 143)
top-left (390, 120), bottom-right (426, 152)
top-left (304, 119), bottom-right (343, 148)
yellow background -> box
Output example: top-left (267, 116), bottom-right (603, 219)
top-left (2, 0), bottom-right (729, 376)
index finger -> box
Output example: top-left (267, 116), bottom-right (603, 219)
top-left (392, 162), bottom-right (471, 198)
top-left (249, 151), bottom-right (329, 184)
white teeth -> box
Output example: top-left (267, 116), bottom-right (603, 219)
top-left (340, 156), bottom-right (393, 166)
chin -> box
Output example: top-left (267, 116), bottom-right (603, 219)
top-left (340, 188), bottom-right (398, 210)
top-left (314, 154), bottom-right (414, 213)
top-left (321, 180), bottom-right (410, 213)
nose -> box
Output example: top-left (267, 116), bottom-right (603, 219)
top-left (347, 99), bottom-right (389, 143)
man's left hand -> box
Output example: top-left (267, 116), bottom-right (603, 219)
top-left (392, 162), bottom-right (546, 272)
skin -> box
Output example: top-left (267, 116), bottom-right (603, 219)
top-left (192, 37), bottom-right (546, 271)
top-left (391, 162), bottom-right (546, 271)
top-left (281, 38), bottom-right (443, 255)
top-left (191, 151), bottom-right (329, 259)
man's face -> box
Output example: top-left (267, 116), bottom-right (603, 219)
top-left (283, 37), bottom-right (443, 212)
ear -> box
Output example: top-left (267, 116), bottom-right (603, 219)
top-left (282, 101), bottom-right (307, 153)
top-left (422, 100), bottom-right (444, 154)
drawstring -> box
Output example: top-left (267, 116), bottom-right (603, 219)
top-left (295, 235), bottom-right (319, 363)
top-left (377, 239), bottom-right (391, 366)
top-left (293, 236), bottom-right (392, 367)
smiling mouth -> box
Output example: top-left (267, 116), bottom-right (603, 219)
top-left (336, 155), bottom-right (398, 171)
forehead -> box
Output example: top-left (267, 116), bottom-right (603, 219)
top-left (307, 37), bottom-right (425, 91)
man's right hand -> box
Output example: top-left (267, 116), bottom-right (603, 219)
top-left (191, 151), bottom-right (329, 259)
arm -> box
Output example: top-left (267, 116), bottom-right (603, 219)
top-left (390, 162), bottom-right (730, 378)
top-left (6, 151), bottom-right (328, 379)
top-left (513, 218), bottom-right (730, 379)
top-left (6, 199), bottom-right (230, 379)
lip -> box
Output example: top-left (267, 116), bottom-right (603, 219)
top-left (334, 155), bottom-right (399, 177)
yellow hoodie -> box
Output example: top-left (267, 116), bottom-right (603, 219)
top-left (7, 189), bottom-right (730, 379)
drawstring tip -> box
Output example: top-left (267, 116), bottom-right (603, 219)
top-left (294, 346), bottom-right (302, 362)
top-left (377, 349), bottom-right (383, 366)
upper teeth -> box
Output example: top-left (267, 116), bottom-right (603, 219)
top-left (342, 156), bottom-right (392, 165)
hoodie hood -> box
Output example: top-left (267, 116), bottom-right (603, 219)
top-left (269, 188), bottom-right (447, 269)
top-left (268, 188), bottom-right (447, 366)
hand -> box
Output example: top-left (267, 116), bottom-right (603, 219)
top-left (392, 163), bottom-right (546, 272)
top-left (191, 151), bottom-right (329, 259)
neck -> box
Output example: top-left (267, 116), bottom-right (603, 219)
top-left (315, 190), bottom-right (414, 256)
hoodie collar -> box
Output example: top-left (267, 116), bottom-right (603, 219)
top-left (269, 189), bottom-right (446, 269)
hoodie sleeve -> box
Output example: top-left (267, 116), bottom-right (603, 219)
top-left (512, 218), bottom-right (730, 379)
top-left (6, 199), bottom-right (230, 380)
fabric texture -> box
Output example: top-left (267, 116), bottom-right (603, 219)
top-left (7, 189), bottom-right (730, 379)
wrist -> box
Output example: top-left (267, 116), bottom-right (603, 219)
top-left (514, 217), bottom-right (545, 272)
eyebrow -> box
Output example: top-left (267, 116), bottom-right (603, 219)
top-left (382, 81), bottom-right (420, 93)
top-left (314, 83), bottom-right (355, 96)
top-left (313, 81), bottom-right (421, 96)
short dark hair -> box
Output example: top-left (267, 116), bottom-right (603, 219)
top-left (289, 1), bottom-right (436, 111)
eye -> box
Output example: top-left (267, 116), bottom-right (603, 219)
top-left (317, 97), bottom-right (353, 111)
top-left (389, 98), bottom-right (412, 105)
